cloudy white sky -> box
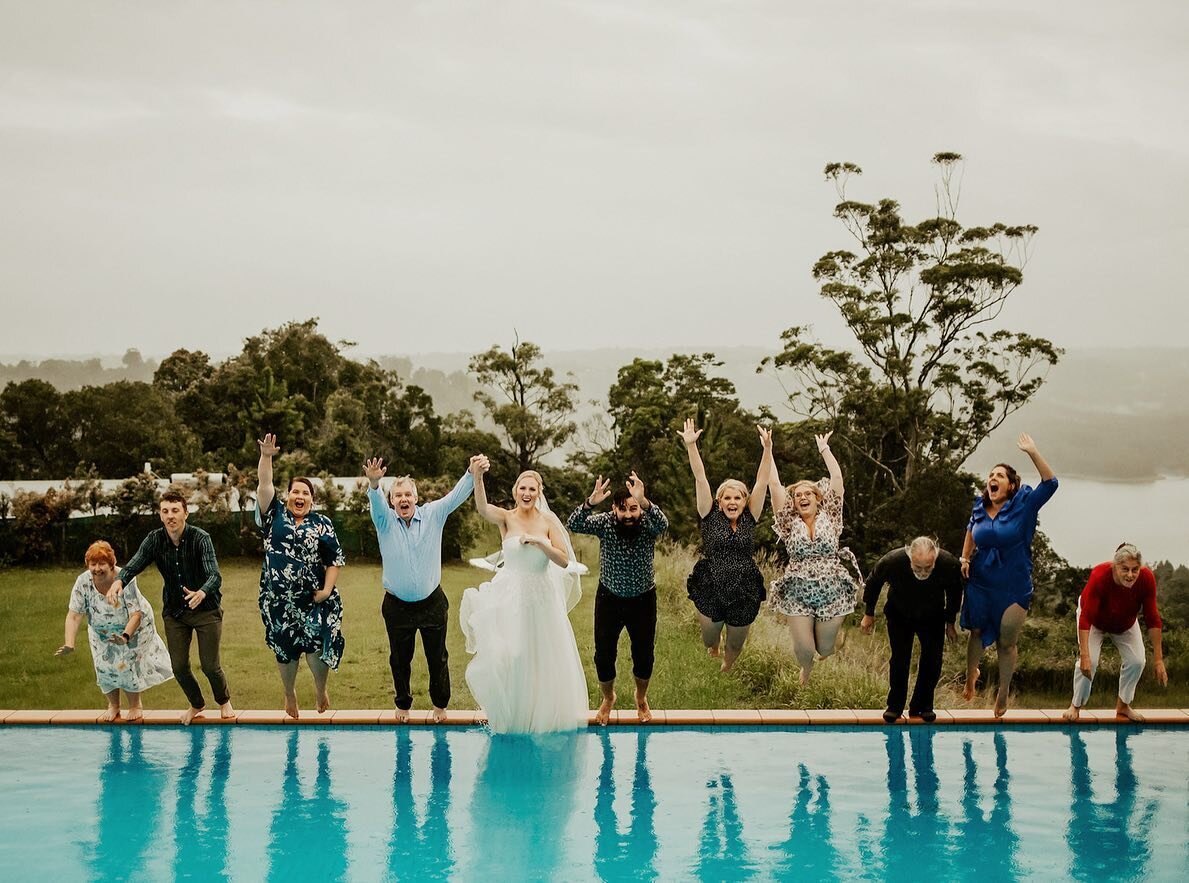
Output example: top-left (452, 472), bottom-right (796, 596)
top-left (1, 0), bottom-right (1186, 359)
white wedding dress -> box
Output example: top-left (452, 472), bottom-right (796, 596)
top-left (460, 535), bottom-right (589, 734)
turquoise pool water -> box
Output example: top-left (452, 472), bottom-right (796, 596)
top-left (2, 725), bottom-right (1185, 881)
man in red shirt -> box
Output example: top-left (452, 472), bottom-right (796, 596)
top-left (1062, 543), bottom-right (1169, 722)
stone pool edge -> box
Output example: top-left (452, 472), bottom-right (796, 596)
top-left (2, 708), bottom-right (1187, 726)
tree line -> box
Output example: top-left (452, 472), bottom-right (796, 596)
top-left (1, 154), bottom-right (1084, 576)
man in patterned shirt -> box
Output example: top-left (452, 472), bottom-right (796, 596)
top-left (568, 472), bottom-right (668, 724)
top-left (106, 487), bottom-right (232, 724)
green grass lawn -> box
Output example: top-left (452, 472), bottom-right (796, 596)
top-left (2, 539), bottom-right (1183, 712)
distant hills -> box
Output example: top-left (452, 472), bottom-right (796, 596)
top-left (5, 346), bottom-right (1187, 481)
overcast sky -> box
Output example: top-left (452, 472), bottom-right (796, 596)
top-left (1, 0), bottom-right (1186, 359)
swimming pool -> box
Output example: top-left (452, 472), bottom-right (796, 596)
top-left (2, 725), bottom-right (1185, 881)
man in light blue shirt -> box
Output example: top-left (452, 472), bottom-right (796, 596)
top-left (366, 455), bottom-right (479, 723)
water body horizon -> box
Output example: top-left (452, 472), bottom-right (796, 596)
top-left (1033, 476), bottom-right (1189, 567)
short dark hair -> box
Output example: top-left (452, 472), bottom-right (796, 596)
top-left (611, 487), bottom-right (633, 508)
top-left (288, 476), bottom-right (316, 499)
top-left (160, 489), bottom-right (187, 507)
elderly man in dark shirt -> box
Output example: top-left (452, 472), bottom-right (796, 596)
top-left (861, 536), bottom-right (962, 723)
top-left (568, 472), bottom-right (668, 725)
top-left (108, 488), bottom-right (232, 723)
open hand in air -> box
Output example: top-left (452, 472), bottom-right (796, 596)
top-left (757, 425), bottom-right (773, 450)
top-left (815, 431), bottom-right (832, 452)
top-left (627, 471), bottom-right (646, 504)
top-left (258, 433), bottom-right (281, 457)
top-left (1016, 433), bottom-right (1038, 454)
top-left (364, 457), bottom-right (387, 483)
top-left (678, 418), bottom-right (703, 447)
top-left (588, 476), bottom-right (611, 506)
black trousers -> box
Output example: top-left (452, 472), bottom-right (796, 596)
top-left (163, 608), bottom-right (231, 709)
top-left (885, 610), bottom-right (946, 715)
top-left (382, 588), bottom-right (450, 710)
top-left (594, 583), bottom-right (657, 683)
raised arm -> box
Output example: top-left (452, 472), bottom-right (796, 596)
top-left (817, 431), bottom-right (843, 497)
top-left (435, 461), bottom-right (478, 516)
top-left (1017, 433), bottom-right (1055, 482)
top-left (470, 455), bottom-right (507, 527)
top-left (568, 476), bottom-right (612, 537)
top-left (679, 418), bottom-right (712, 519)
top-left (364, 457), bottom-right (390, 530)
top-left (749, 425), bottom-right (773, 520)
top-left (257, 433), bottom-right (280, 514)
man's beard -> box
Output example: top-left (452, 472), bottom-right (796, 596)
top-left (614, 518), bottom-right (644, 540)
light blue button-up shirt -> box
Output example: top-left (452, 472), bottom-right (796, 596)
top-left (369, 471), bottom-right (475, 602)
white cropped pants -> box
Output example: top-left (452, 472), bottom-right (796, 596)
top-left (1072, 603), bottom-right (1146, 706)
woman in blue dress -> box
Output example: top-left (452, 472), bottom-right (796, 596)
top-left (960, 432), bottom-right (1057, 716)
top-left (255, 433), bottom-right (346, 719)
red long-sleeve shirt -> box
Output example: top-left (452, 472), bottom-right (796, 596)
top-left (1078, 562), bottom-right (1163, 633)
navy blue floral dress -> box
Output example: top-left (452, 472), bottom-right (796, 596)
top-left (256, 497), bottom-right (346, 667)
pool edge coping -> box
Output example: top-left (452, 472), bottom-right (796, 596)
top-left (2, 708), bottom-right (1187, 726)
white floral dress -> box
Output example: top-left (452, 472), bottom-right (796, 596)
top-left (770, 478), bottom-right (861, 619)
top-left (69, 573), bottom-right (173, 693)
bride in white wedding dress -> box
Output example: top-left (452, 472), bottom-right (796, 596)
top-left (459, 457), bottom-right (590, 734)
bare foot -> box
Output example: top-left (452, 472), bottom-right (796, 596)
top-left (799, 667), bottom-right (811, 687)
top-left (394, 707), bottom-right (410, 724)
top-left (963, 668), bottom-right (980, 701)
top-left (126, 707), bottom-right (143, 723)
top-left (100, 707), bottom-right (122, 723)
top-left (993, 690), bottom-right (1009, 718)
top-left (1061, 705), bottom-right (1081, 722)
top-left (431, 706), bottom-right (448, 724)
top-left (595, 694), bottom-right (615, 726)
top-left (315, 691), bottom-right (331, 714)
top-left (219, 701), bottom-right (236, 719)
top-left (635, 696), bottom-right (653, 723)
top-left (1116, 701), bottom-right (1145, 723)
top-left (284, 694), bottom-right (300, 720)
top-left (180, 706), bottom-right (203, 725)
top-left (720, 658), bottom-right (735, 673)
top-left (707, 643), bottom-right (721, 658)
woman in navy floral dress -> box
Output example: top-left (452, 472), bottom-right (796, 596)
top-left (256, 434), bottom-right (346, 719)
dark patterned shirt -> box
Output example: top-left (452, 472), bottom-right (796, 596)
top-left (567, 503), bottom-right (668, 597)
top-left (118, 524), bottom-right (222, 618)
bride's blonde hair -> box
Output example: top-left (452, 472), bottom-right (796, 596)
top-left (512, 470), bottom-right (544, 498)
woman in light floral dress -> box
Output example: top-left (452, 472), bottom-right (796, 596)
top-left (768, 431), bottom-right (861, 685)
top-left (255, 434), bottom-right (346, 719)
top-left (55, 541), bottom-right (173, 721)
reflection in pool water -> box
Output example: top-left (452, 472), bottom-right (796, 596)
top-left (2, 725), bottom-right (1185, 880)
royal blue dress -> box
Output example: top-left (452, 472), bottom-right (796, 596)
top-left (959, 477), bottom-right (1058, 647)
